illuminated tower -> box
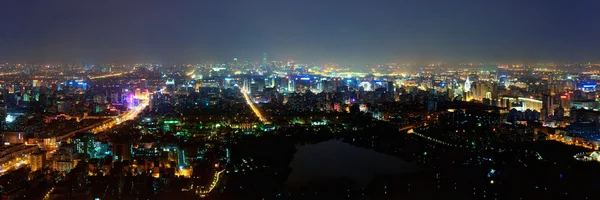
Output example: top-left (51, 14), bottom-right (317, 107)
top-left (242, 78), bottom-right (250, 93)
top-left (288, 78), bottom-right (295, 93)
top-left (464, 76), bottom-right (472, 92)
top-left (262, 53), bottom-right (268, 67)
top-left (262, 53), bottom-right (269, 71)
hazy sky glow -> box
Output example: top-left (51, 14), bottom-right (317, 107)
top-left (1, 0), bottom-right (599, 63)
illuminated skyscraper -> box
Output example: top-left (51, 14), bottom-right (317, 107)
top-left (288, 78), bottom-right (295, 93)
top-left (242, 78), bottom-right (250, 93)
top-left (464, 76), bottom-right (472, 92)
top-left (262, 53), bottom-right (268, 71)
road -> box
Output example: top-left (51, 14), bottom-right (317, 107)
top-left (407, 128), bottom-right (543, 160)
top-left (547, 133), bottom-right (598, 150)
top-left (0, 72), bottom-right (19, 76)
top-left (0, 154), bottom-right (30, 175)
top-left (196, 169), bottom-right (225, 198)
top-left (238, 87), bottom-right (267, 122)
top-left (399, 122), bottom-right (427, 132)
top-left (89, 71), bottom-right (132, 80)
top-left (90, 97), bottom-right (149, 133)
top-left (0, 96), bottom-right (149, 175)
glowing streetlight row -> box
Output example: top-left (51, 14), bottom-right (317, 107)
top-left (197, 169), bottom-right (225, 196)
top-left (89, 98), bottom-right (149, 133)
top-left (89, 71), bottom-right (133, 80)
top-left (238, 87), bottom-right (267, 122)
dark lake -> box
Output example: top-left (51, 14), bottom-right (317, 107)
top-left (287, 140), bottom-right (420, 186)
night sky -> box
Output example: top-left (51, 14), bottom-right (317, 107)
top-left (1, 0), bottom-right (599, 64)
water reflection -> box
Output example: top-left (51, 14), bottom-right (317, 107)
top-left (287, 140), bottom-right (420, 186)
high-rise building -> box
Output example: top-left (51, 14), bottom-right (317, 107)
top-left (262, 53), bottom-right (268, 71)
top-left (30, 150), bottom-right (46, 172)
top-left (541, 92), bottom-right (553, 120)
top-left (140, 78), bottom-right (147, 89)
top-left (250, 83), bottom-right (259, 95)
top-left (72, 132), bottom-right (94, 157)
top-left (256, 78), bottom-right (265, 92)
top-left (287, 78), bottom-right (295, 93)
top-left (471, 81), bottom-right (497, 102)
top-left (113, 142), bottom-right (132, 162)
top-left (52, 144), bottom-right (76, 172)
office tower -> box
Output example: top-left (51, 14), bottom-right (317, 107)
top-left (262, 53), bottom-right (267, 66)
top-left (256, 78), bottom-right (265, 92)
top-left (30, 151), bottom-right (46, 172)
top-left (72, 132), bottom-right (94, 157)
top-left (541, 92), bottom-right (552, 120)
top-left (250, 83), bottom-right (259, 95)
top-left (140, 78), bottom-right (147, 89)
top-left (242, 78), bottom-right (251, 93)
top-left (288, 78), bottom-right (295, 93)
top-left (113, 142), bottom-right (132, 162)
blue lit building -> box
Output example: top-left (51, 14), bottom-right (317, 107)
top-left (71, 132), bottom-right (94, 157)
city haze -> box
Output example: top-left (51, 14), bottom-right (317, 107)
top-left (1, 0), bottom-right (600, 63)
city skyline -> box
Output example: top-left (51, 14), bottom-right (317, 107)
top-left (2, 0), bottom-right (600, 64)
top-left (2, 45), bottom-right (600, 199)
top-left (4, 1), bottom-right (600, 199)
